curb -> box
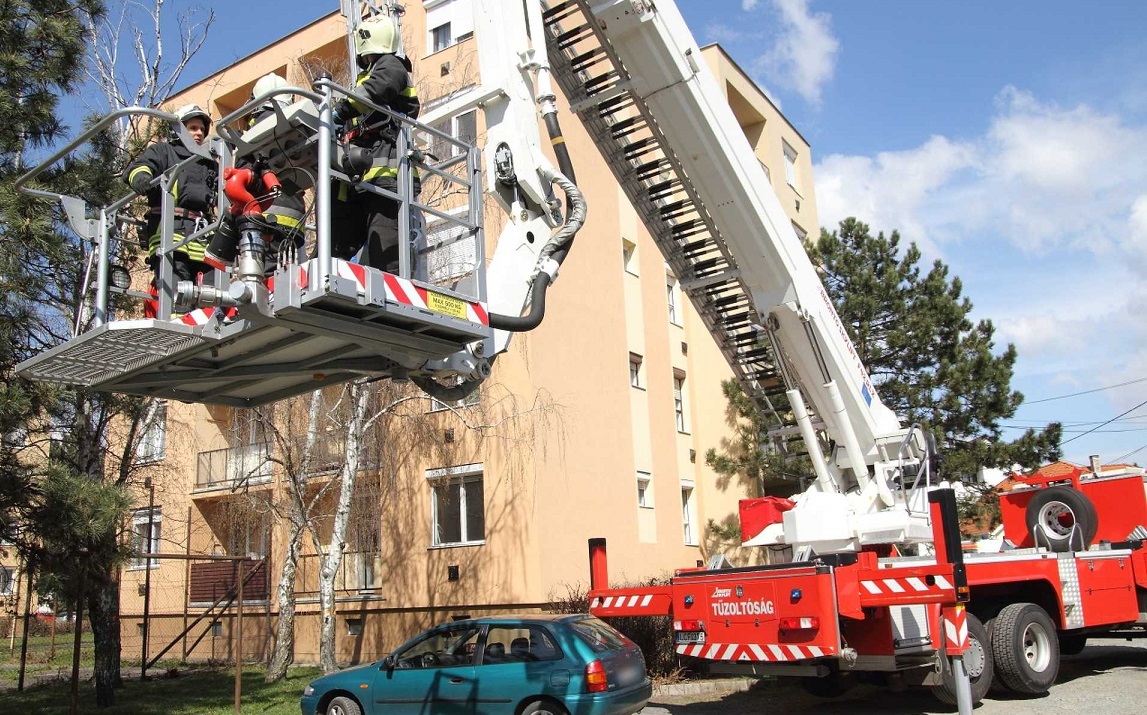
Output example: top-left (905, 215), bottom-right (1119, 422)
top-left (653, 677), bottom-right (753, 698)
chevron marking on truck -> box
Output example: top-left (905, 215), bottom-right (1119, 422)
top-left (861, 575), bottom-right (952, 595)
top-left (590, 594), bottom-right (654, 610)
top-left (676, 642), bottom-right (831, 661)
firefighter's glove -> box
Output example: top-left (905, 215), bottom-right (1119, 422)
top-left (129, 170), bottom-right (153, 195)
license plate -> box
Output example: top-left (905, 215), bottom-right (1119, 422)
top-left (426, 291), bottom-right (468, 319)
top-left (675, 631), bottom-right (705, 644)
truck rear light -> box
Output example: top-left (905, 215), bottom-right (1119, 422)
top-left (585, 659), bottom-right (609, 693)
top-left (674, 619), bottom-right (704, 631)
top-left (779, 616), bottom-right (819, 631)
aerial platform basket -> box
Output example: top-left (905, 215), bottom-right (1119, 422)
top-left (15, 80), bottom-right (491, 408)
top-left (17, 259), bottom-right (492, 407)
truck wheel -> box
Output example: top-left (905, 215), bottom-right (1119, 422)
top-left (1059, 634), bottom-right (1087, 656)
top-left (933, 613), bottom-right (993, 705)
top-left (1025, 486), bottom-right (1098, 552)
top-left (991, 603), bottom-right (1059, 695)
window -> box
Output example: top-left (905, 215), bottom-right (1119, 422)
top-left (782, 140), bottom-right (798, 188)
top-left (131, 508), bottom-right (161, 570)
top-left (629, 353), bottom-right (643, 389)
top-left (136, 401), bottom-right (167, 464)
top-left (49, 425), bottom-right (67, 462)
top-left (0, 566), bottom-right (13, 596)
top-left (432, 23), bottom-right (452, 52)
top-left (759, 160), bottom-right (771, 184)
top-left (226, 512), bottom-right (268, 559)
top-left (425, 212), bottom-right (477, 284)
top-left (681, 485), bottom-right (696, 545)
top-left (426, 0), bottom-right (474, 54)
top-left (483, 625), bottom-right (564, 664)
top-left (395, 624), bottom-right (481, 667)
top-left (791, 221), bottom-right (807, 241)
top-left (636, 472), bottom-right (652, 508)
top-left (429, 464), bottom-right (485, 546)
top-left (346, 618), bottom-right (364, 637)
top-left (673, 372), bottom-right (687, 433)
top-left (211, 621), bottom-right (223, 637)
top-left (666, 274), bottom-right (681, 326)
top-left (427, 108), bottom-right (477, 160)
top-left (622, 238), bottom-right (638, 275)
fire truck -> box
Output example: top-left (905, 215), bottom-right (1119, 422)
top-left (13, 0), bottom-right (1146, 711)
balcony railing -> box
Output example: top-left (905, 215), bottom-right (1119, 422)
top-left (195, 443), bottom-right (273, 491)
top-left (295, 552), bottom-right (383, 600)
top-left (189, 559), bottom-right (269, 605)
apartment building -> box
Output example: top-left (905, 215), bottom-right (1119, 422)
top-left (117, 2), bottom-right (820, 666)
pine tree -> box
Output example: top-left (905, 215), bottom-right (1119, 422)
top-left (807, 218), bottom-right (1061, 479)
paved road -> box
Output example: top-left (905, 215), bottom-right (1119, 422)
top-left (643, 638), bottom-right (1147, 715)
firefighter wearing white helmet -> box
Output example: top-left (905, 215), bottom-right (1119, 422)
top-left (123, 102), bottom-right (218, 315)
top-left (249, 73), bottom-right (293, 124)
top-left (203, 73), bottom-right (307, 271)
top-left (328, 17), bottom-right (421, 271)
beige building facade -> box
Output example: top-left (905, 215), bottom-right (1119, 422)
top-left (118, 2), bottom-right (820, 666)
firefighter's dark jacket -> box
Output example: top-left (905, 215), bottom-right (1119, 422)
top-left (334, 53), bottom-right (420, 190)
top-left (123, 139), bottom-right (217, 258)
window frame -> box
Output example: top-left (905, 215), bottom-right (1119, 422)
top-left (622, 237), bottom-right (638, 275)
top-left (629, 353), bottom-right (643, 389)
top-left (673, 371), bottom-right (687, 433)
top-left (428, 463), bottom-right (486, 548)
top-left (636, 471), bottom-right (653, 509)
top-left (681, 484), bottom-right (697, 545)
top-left (782, 140), bottom-right (798, 188)
top-left (130, 507), bottom-right (162, 571)
top-left (136, 400), bottom-right (168, 464)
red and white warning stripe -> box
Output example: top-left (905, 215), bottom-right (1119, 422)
top-left (943, 608), bottom-right (970, 652)
top-left (590, 594), bottom-right (654, 611)
top-left (179, 306), bottom-right (237, 326)
top-left (860, 575), bottom-right (952, 596)
top-left (676, 642), bottom-right (832, 662)
top-left (381, 272), bottom-right (489, 326)
top-left (333, 260), bottom-right (368, 293)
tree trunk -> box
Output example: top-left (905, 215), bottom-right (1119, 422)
top-left (318, 383), bottom-right (369, 673)
top-left (265, 515), bottom-right (304, 682)
top-left (88, 575), bottom-right (122, 707)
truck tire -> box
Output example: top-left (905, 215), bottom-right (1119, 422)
top-left (933, 613), bottom-right (993, 705)
top-left (1025, 486), bottom-right (1098, 552)
top-left (990, 603), bottom-right (1060, 695)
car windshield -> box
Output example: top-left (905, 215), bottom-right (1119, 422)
top-left (569, 617), bottom-right (629, 654)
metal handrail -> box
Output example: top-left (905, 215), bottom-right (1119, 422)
top-left (898, 423), bottom-right (934, 514)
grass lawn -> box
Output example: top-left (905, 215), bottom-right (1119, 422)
top-left (1, 664), bottom-right (323, 714)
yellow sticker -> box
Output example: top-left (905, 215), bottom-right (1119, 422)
top-left (427, 291), bottom-right (467, 320)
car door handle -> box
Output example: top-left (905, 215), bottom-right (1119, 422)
top-left (450, 677), bottom-right (465, 684)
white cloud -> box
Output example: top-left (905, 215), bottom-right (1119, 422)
top-left (750, 0), bottom-right (839, 106)
top-left (813, 87), bottom-right (1147, 415)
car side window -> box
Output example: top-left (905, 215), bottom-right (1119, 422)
top-left (481, 625), bottom-right (563, 664)
top-left (569, 617), bottom-right (629, 654)
top-left (395, 625), bottom-right (481, 668)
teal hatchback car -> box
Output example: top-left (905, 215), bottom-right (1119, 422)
top-left (300, 614), bottom-right (651, 715)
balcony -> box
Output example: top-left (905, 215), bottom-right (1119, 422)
top-left (189, 559), bottom-right (269, 606)
top-left (295, 552), bottom-right (384, 602)
top-left (195, 443), bottom-right (273, 492)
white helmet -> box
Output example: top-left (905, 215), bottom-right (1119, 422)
top-left (252, 73), bottom-right (291, 103)
top-left (175, 103), bottom-right (212, 129)
top-left (354, 18), bottom-right (400, 58)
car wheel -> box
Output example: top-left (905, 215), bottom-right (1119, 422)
top-left (1025, 486), bottom-right (1098, 552)
top-left (991, 602), bottom-right (1060, 695)
top-left (933, 613), bottom-right (993, 705)
top-left (521, 700), bottom-right (570, 715)
top-left (326, 695), bottom-right (363, 715)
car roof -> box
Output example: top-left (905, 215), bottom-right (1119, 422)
top-left (442, 613), bottom-right (592, 628)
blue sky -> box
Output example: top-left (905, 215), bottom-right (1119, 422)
top-left (77, 0), bottom-right (1147, 467)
